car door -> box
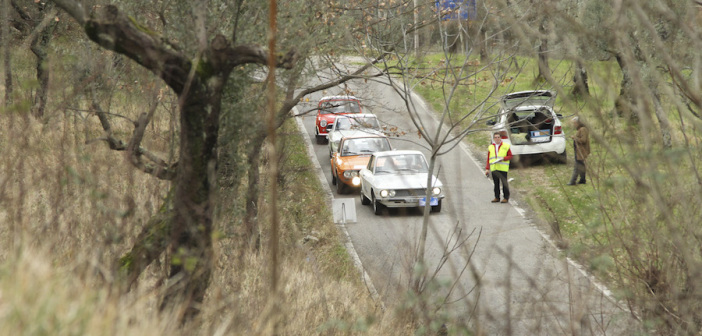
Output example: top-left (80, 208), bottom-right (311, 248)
top-left (360, 155), bottom-right (376, 197)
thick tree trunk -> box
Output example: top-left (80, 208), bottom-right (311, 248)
top-left (30, 3), bottom-right (58, 118)
top-left (244, 144), bottom-right (263, 251)
top-left (652, 90), bottom-right (672, 149)
top-left (478, 26), bottom-right (488, 63)
top-left (571, 60), bottom-right (589, 97)
top-left (534, 38), bottom-right (551, 83)
top-left (2, 0), bottom-right (12, 106)
top-left (117, 207), bottom-right (174, 290)
top-left (161, 84), bottom-right (219, 320)
top-left (614, 53), bottom-right (637, 122)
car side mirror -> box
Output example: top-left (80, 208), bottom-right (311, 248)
top-left (556, 113), bottom-right (563, 118)
top-left (486, 119), bottom-right (496, 126)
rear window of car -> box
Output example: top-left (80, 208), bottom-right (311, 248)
top-left (337, 116), bottom-right (380, 131)
top-left (319, 100), bottom-right (361, 114)
top-left (341, 137), bottom-right (391, 156)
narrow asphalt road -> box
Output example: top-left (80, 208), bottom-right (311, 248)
top-left (294, 65), bottom-right (639, 335)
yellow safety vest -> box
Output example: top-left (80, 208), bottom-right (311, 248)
top-left (488, 143), bottom-right (510, 172)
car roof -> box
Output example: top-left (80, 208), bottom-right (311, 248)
top-left (334, 113), bottom-right (376, 121)
top-left (372, 149), bottom-right (424, 157)
top-left (340, 132), bottom-right (388, 140)
top-left (502, 90), bottom-right (554, 98)
top-left (319, 95), bottom-right (360, 101)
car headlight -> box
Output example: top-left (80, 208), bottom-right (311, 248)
top-left (343, 170), bottom-right (359, 178)
top-left (351, 176), bottom-right (360, 186)
top-left (432, 187), bottom-right (442, 196)
top-left (320, 120), bottom-right (328, 127)
top-left (379, 189), bottom-right (395, 198)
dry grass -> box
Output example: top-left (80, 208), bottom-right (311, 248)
top-left (0, 68), bottom-right (397, 334)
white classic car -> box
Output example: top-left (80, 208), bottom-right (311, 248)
top-left (359, 150), bottom-right (444, 215)
top-left (327, 114), bottom-right (383, 158)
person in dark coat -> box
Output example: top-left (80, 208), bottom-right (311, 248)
top-left (567, 117), bottom-right (590, 185)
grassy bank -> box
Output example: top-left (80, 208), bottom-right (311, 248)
top-left (408, 52), bottom-right (702, 328)
top-left (0, 44), bottom-right (392, 334)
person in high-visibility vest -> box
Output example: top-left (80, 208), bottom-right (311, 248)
top-left (485, 132), bottom-right (513, 203)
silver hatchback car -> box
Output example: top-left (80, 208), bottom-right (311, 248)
top-left (487, 90), bottom-right (567, 162)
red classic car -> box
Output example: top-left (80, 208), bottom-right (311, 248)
top-left (314, 95), bottom-right (363, 144)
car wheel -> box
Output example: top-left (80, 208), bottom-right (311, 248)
top-left (372, 194), bottom-right (383, 215)
top-left (558, 150), bottom-right (567, 164)
top-left (336, 178), bottom-right (346, 194)
top-left (431, 200), bottom-right (442, 213)
top-left (331, 167), bottom-right (337, 185)
top-left (316, 134), bottom-right (325, 145)
top-left (360, 188), bottom-right (370, 205)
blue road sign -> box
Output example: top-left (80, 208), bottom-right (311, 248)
top-left (436, 0), bottom-right (477, 21)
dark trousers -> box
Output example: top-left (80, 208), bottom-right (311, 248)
top-left (569, 160), bottom-right (586, 184)
top-left (491, 170), bottom-right (510, 200)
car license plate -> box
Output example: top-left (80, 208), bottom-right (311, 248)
top-left (530, 130), bottom-right (550, 143)
top-left (419, 197), bottom-right (438, 206)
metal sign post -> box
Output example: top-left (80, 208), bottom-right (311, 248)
top-left (333, 198), bottom-right (357, 224)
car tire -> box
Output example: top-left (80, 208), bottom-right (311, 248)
top-left (372, 194), bottom-right (383, 215)
top-left (558, 150), bottom-right (567, 164)
top-left (331, 166), bottom-right (337, 185)
top-left (316, 134), bottom-right (325, 145)
top-left (431, 200), bottom-right (442, 213)
top-left (336, 178), bottom-right (346, 194)
top-left (360, 189), bottom-right (370, 205)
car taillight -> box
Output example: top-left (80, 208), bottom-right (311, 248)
top-left (553, 126), bottom-right (562, 135)
top-left (499, 131), bottom-right (509, 139)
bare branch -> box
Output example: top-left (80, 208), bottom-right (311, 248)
top-left (290, 52), bottom-right (391, 112)
top-left (88, 96), bottom-right (176, 180)
top-left (126, 102), bottom-right (177, 180)
top-left (49, 0), bottom-right (85, 25)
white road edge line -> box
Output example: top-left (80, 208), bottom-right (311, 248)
top-left (293, 107), bottom-right (385, 310)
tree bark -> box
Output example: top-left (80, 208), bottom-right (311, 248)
top-left (535, 20), bottom-right (549, 83)
top-left (652, 89), bottom-right (672, 149)
top-left (30, 3), bottom-right (58, 119)
top-left (117, 207), bottom-right (174, 290)
top-left (614, 53), bottom-right (637, 122)
top-left (2, 0), bottom-right (12, 106)
top-left (244, 140), bottom-right (263, 251)
top-left (571, 60), bottom-right (589, 97)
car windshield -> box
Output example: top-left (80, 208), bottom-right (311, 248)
top-left (336, 116), bottom-right (380, 131)
top-left (374, 154), bottom-right (428, 174)
top-left (340, 138), bottom-right (391, 157)
top-left (319, 100), bottom-right (361, 114)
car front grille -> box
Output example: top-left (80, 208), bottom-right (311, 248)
top-left (394, 189), bottom-right (426, 197)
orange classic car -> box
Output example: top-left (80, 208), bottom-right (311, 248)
top-left (330, 134), bottom-right (392, 194)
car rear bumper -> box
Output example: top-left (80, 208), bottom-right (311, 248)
top-left (509, 136), bottom-right (566, 155)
